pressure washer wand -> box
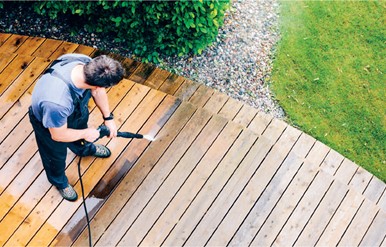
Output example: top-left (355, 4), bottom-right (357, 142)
top-left (97, 124), bottom-right (143, 140)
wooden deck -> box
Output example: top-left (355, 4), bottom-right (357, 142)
top-left (0, 33), bottom-right (385, 246)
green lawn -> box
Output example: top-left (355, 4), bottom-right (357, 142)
top-left (271, 1), bottom-right (385, 181)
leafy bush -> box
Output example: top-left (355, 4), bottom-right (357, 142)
top-left (33, 0), bottom-right (230, 63)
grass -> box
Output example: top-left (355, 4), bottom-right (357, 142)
top-left (271, 1), bottom-right (385, 181)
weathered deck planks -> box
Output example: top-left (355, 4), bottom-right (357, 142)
top-left (0, 33), bottom-right (385, 247)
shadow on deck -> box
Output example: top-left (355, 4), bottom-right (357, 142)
top-left (0, 33), bottom-right (385, 246)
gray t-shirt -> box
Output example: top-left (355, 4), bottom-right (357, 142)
top-left (31, 54), bottom-right (91, 128)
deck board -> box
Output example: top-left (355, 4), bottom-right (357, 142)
top-left (218, 97), bottom-right (243, 120)
top-left (0, 34), bottom-right (385, 247)
top-left (48, 41), bottom-right (81, 60)
top-left (31, 38), bottom-right (63, 58)
top-left (0, 34), bottom-right (29, 54)
top-left (316, 189), bottom-right (365, 246)
top-left (188, 84), bottom-right (215, 108)
top-left (0, 52), bottom-right (17, 73)
top-left (158, 73), bottom-right (185, 95)
top-left (364, 177), bottom-right (386, 203)
top-left (233, 104), bottom-right (259, 127)
top-left (202, 90), bottom-right (229, 114)
top-left (0, 56), bottom-right (50, 118)
top-left (173, 79), bottom-right (200, 101)
top-left (0, 115), bottom-right (33, 168)
top-left (142, 67), bottom-right (170, 89)
top-left (349, 166), bottom-right (373, 194)
top-left (0, 33), bottom-right (11, 45)
top-left (273, 170), bottom-right (334, 246)
top-left (0, 54), bottom-right (34, 95)
top-left (14, 36), bottom-right (45, 56)
top-left (339, 198), bottom-right (379, 246)
top-left (359, 210), bottom-right (386, 246)
top-left (292, 178), bottom-right (349, 246)
top-left (128, 62), bottom-right (156, 84)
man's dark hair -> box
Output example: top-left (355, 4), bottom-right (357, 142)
top-left (84, 55), bottom-right (125, 87)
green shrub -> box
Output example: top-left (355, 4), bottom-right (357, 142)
top-left (33, 0), bottom-right (230, 63)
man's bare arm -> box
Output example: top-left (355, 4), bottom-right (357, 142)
top-left (91, 87), bottom-right (111, 118)
top-left (91, 87), bottom-right (117, 137)
top-left (49, 123), bottom-right (99, 143)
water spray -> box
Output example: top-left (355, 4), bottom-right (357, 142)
top-left (142, 135), bottom-right (155, 141)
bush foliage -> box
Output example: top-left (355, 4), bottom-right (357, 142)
top-left (32, 0), bottom-right (230, 63)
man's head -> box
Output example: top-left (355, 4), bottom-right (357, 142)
top-left (84, 55), bottom-right (125, 88)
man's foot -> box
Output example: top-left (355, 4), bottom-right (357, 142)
top-left (58, 184), bottom-right (78, 201)
top-left (93, 144), bottom-right (111, 158)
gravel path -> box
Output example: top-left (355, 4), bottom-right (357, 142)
top-left (0, 0), bottom-right (285, 118)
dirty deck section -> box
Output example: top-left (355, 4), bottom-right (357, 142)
top-left (0, 33), bottom-right (385, 246)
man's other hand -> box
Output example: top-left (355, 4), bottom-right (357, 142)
top-left (84, 128), bottom-right (101, 142)
top-left (104, 119), bottom-right (118, 138)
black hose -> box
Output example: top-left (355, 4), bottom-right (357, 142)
top-left (78, 157), bottom-right (92, 247)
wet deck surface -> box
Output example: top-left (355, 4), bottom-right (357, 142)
top-left (0, 33), bottom-right (385, 246)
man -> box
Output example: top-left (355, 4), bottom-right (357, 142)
top-left (29, 53), bottom-right (125, 201)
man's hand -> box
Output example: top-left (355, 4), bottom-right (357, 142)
top-left (104, 119), bottom-right (118, 138)
top-left (83, 128), bottom-right (101, 142)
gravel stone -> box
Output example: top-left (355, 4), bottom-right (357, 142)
top-left (0, 0), bottom-right (285, 118)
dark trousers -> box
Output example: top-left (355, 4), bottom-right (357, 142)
top-left (28, 107), bottom-right (96, 189)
